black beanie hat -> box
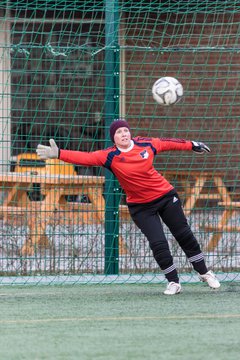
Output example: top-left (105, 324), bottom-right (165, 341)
top-left (109, 120), bottom-right (130, 142)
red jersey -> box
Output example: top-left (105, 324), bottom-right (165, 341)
top-left (59, 137), bottom-right (193, 204)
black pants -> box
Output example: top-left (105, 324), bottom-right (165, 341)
top-left (128, 189), bottom-right (207, 282)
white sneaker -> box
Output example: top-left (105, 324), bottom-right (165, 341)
top-left (199, 270), bottom-right (221, 289)
top-left (164, 282), bottom-right (181, 295)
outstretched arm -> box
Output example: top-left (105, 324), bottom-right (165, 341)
top-left (151, 137), bottom-right (211, 154)
top-left (36, 139), bottom-right (106, 167)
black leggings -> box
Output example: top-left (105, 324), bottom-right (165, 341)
top-left (128, 189), bottom-right (207, 280)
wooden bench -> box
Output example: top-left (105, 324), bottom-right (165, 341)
top-left (204, 201), bottom-right (240, 251)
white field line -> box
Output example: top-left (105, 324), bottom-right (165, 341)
top-left (0, 314), bottom-right (240, 325)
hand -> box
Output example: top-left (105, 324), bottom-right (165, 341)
top-left (36, 139), bottom-right (59, 160)
top-left (191, 141), bottom-right (210, 154)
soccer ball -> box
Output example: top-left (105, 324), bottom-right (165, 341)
top-left (152, 76), bottom-right (183, 106)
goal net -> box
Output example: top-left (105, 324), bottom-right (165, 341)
top-left (0, 0), bottom-right (239, 284)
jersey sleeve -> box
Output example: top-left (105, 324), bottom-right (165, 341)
top-left (151, 137), bottom-right (193, 152)
top-left (59, 149), bottom-right (108, 167)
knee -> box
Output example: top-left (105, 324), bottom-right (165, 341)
top-left (150, 241), bottom-right (170, 261)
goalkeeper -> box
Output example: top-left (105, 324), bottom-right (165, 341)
top-left (36, 120), bottom-right (220, 295)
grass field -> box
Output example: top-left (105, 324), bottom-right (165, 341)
top-left (0, 282), bottom-right (239, 360)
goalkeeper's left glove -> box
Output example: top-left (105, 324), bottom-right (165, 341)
top-left (191, 141), bottom-right (210, 154)
top-left (36, 139), bottom-right (59, 160)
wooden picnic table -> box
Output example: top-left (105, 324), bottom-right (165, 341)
top-left (163, 170), bottom-right (231, 215)
top-left (0, 172), bottom-right (105, 255)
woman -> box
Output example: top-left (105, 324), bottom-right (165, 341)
top-left (36, 120), bottom-right (220, 295)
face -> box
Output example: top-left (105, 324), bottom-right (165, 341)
top-left (114, 127), bottom-right (131, 148)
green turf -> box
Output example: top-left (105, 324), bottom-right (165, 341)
top-left (0, 283), bottom-right (239, 360)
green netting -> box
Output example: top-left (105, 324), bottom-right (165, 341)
top-left (0, 0), bottom-right (239, 285)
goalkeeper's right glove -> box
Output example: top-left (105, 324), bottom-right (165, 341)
top-left (36, 139), bottom-right (59, 160)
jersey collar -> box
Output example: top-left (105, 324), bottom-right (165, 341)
top-left (117, 140), bottom-right (134, 152)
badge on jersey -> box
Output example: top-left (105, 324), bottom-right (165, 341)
top-left (140, 150), bottom-right (149, 159)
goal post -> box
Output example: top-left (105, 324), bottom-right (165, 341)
top-left (104, 0), bottom-right (121, 275)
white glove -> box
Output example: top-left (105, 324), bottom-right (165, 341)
top-left (36, 139), bottom-right (59, 160)
top-left (191, 141), bottom-right (210, 154)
